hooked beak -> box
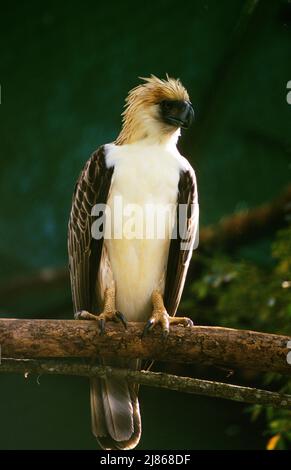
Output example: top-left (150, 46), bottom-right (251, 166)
top-left (161, 100), bottom-right (194, 129)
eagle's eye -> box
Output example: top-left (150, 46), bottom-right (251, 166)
top-left (160, 100), bottom-right (174, 111)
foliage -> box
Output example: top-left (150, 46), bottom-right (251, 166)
top-left (186, 224), bottom-right (291, 449)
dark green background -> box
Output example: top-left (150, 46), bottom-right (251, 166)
top-left (0, 0), bottom-right (290, 449)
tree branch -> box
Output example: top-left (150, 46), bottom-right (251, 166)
top-left (198, 185), bottom-right (291, 252)
top-left (1, 358), bottom-right (290, 410)
top-left (0, 319), bottom-right (290, 375)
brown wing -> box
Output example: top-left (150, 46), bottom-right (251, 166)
top-left (164, 165), bottom-right (199, 317)
top-left (68, 145), bottom-right (113, 314)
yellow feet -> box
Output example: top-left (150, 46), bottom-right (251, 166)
top-left (75, 285), bottom-right (127, 335)
top-left (142, 290), bottom-right (193, 338)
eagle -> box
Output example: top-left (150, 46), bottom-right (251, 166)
top-left (68, 75), bottom-right (199, 450)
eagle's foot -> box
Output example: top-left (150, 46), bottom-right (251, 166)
top-left (74, 285), bottom-right (127, 335)
top-left (142, 290), bottom-right (193, 338)
top-left (142, 311), bottom-right (193, 338)
top-left (75, 309), bottom-right (127, 335)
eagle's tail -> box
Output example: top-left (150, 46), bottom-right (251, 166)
top-left (90, 360), bottom-right (141, 450)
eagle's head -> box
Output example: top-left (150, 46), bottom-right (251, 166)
top-left (116, 75), bottom-right (194, 145)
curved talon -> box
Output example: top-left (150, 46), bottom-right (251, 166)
top-left (186, 318), bottom-right (194, 327)
top-left (142, 319), bottom-right (154, 338)
top-left (162, 328), bottom-right (169, 339)
top-left (74, 310), bottom-right (99, 321)
top-left (98, 318), bottom-right (105, 335)
top-left (142, 311), bottom-right (193, 338)
top-left (76, 308), bottom-right (128, 335)
top-left (176, 317), bottom-right (193, 327)
top-left (116, 311), bottom-right (127, 329)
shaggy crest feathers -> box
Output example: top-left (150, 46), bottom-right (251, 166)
top-left (115, 75), bottom-right (190, 145)
top-left (125, 75), bottom-right (189, 107)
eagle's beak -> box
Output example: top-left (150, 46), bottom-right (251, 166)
top-left (179, 101), bottom-right (194, 129)
top-left (161, 100), bottom-right (194, 129)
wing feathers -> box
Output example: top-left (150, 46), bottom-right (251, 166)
top-left (164, 166), bottom-right (199, 317)
top-left (68, 146), bottom-right (113, 313)
top-left (68, 146), bottom-right (141, 449)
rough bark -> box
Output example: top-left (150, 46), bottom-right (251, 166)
top-left (0, 319), bottom-right (290, 376)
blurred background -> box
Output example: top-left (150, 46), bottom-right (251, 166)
top-left (0, 0), bottom-right (291, 450)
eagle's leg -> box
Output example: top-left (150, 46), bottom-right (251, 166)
top-left (143, 289), bottom-right (193, 337)
top-left (75, 284), bottom-right (127, 334)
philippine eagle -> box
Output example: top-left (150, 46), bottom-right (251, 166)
top-left (68, 75), bottom-right (199, 450)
